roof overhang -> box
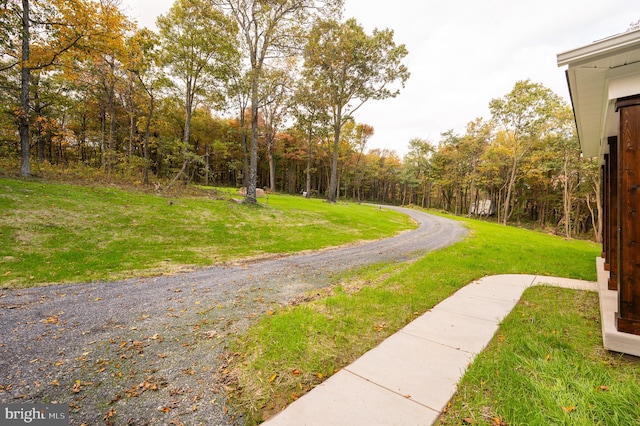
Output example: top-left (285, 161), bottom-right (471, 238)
top-left (557, 29), bottom-right (640, 162)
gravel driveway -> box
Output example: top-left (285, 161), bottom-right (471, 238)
top-left (0, 207), bottom-right (466, 425)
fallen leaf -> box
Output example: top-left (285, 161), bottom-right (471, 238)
top-left (491, 416), bottom-right (504, 426)
top-left (545, 354), bottom-right (551, 361)
top-left (463, 418), bottom-right (475, 425)
top-left (599, 385), bottom-right (609, 392)
top-left (316, 372), bottom-right (323, 379)
top-left (374, 322), bottom-right (387, 332)
top-left (269, 373), bottom-right (277, 383)
top-left (170, 387), bottom-right (184, 396)
top-left (41, 315), bottom-right (61, 325)
top-left (291, 369), bottom-right (300, 376)
top-left (562, 405), bottom-right (576, 413)
top-left (72, 380), bottom-right (82, 393)
top-left (104, 408), bottom-right (116, 421)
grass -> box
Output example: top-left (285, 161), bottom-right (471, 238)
top-left (224, 215), bottom-right (604, 424)
top-left (3, 177), bottom-right (633, 424)
top-left (0, 178), bottom-right (414, 288)
top-left (440, 286), bottom-right (640, 425)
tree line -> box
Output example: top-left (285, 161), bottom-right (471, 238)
top-left (1, 0), bottom-right (599, 239)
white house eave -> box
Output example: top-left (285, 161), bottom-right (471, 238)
top-left (558, 29), bottom-right (640, 161)
top-left (558, 29), bottom-right (640, 68)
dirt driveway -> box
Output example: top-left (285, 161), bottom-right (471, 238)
top-left (0, 207), bottom-right (466, 425)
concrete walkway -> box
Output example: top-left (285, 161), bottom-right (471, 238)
top-left (263, 274), bottom-right (597, 426)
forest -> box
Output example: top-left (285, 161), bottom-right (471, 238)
top-left (1, 0), bottom-right (601, 241)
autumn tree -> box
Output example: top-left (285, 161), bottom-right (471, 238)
top-left (226, 68), bottom-right (251, 187)
top-left (582, 157), bottom-right (602, 242)
top-left (157, 0), bottom-right (239, 188)
top-left (211, 0), bottom-right (343, 204)
top-left (1, 0), bottom-right (110, 176)
top-left (404, 138), bottom-right (434, 208)
top-left (290, 77), bottom-right (331, 197)
top-left (303, 18), bottom-right (409, 202)
top-left (349, 123), bottom-right (373, 200)
top-left (259, 61), bottom-right (295, 192)
top-left (125, 28), bottom-right (168, 184)
top-left (489, 80), bottom-right (564, 225)
top-left (546, 105), bottom-right (581, 238)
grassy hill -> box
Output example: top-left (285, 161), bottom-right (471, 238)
top-left (0, 179), bottom-right (414, 288)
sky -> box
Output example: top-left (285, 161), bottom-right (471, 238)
top-left (124, 0), bottom-right (640, 157)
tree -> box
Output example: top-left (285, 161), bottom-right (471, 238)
top-left (303, 18), bottom-right (409, 202)
top-left (582, 157), bottom-right (602, 242)
top-left (226, 68), bottom-right (251, 188)
top-left (404, 138), bottom-right (434, 208)
top-left (547, 105), bottom-right (581, 238)
top-left (157, 0), bottom-right (239, 188)
top-left (2, 0), bottom-right (103, 176)
top-left (290, 77), bottom-right (331, 197)
top-left (260, 61), bottom-right (295, 192)
top-left (489, 80), bottom-right (564, 225)
top-left (350, 123), bottom-right (373, 200)
top-left (212, 0), bottom-right (343, 204)
top-left (125, 28), bottom-right (168, 184)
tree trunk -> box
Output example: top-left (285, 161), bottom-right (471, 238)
top-left (595, 173), bottom-right (603, 243)
top-left (563, 168), bottom-right (572, 240)
top-left (142, 92), bottom-right (154, 185)
top-left (19, 0), bottom-right (31, 177)
top-left (239, 105), bottom-right (249, 189)
top-left (267, 135), bottom-right (276, 192)
top-left (503, 154), bottom-right (518, 225)
top-left (327, 117), bottom-right (341, 203)
top-left (305, 134), bottom-right (312, 196)
top-left (164, 160), bottom-right (189, 193)
top-left (246, 97), bottom-right (259, 204)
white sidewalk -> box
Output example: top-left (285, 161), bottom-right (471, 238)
top-left (263, 274), bottom-right (596, 426)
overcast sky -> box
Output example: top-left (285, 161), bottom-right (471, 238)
top-left (124, 0), bottom-right (640, 157)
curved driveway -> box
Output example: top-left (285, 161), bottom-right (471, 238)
top-left (0, 207), bottom-right (466, 425)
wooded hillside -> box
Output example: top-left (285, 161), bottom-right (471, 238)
top-left (0, 0), bottom-right (599, 240)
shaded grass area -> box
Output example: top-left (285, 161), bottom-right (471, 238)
top-left (225, 215), bottom-right (601, 424)
top-left (0, 178), bottom-right (414, 288)
top-left (440, 287), bottom-right (640, 425)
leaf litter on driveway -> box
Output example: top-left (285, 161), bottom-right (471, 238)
top-left (0, 207), bottom-right (465, 425)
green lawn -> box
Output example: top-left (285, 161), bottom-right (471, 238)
top-left (224, 215), bottom-right (605, 424)
top-left (441, 286), bottom-right (640, 425)
top-left (3, 178), bottom-right (631, 425)
top-left (0, 178), bottom-right (414, 288)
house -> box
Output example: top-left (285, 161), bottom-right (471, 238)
top-left (558, 29), bottom-right (640, 355)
